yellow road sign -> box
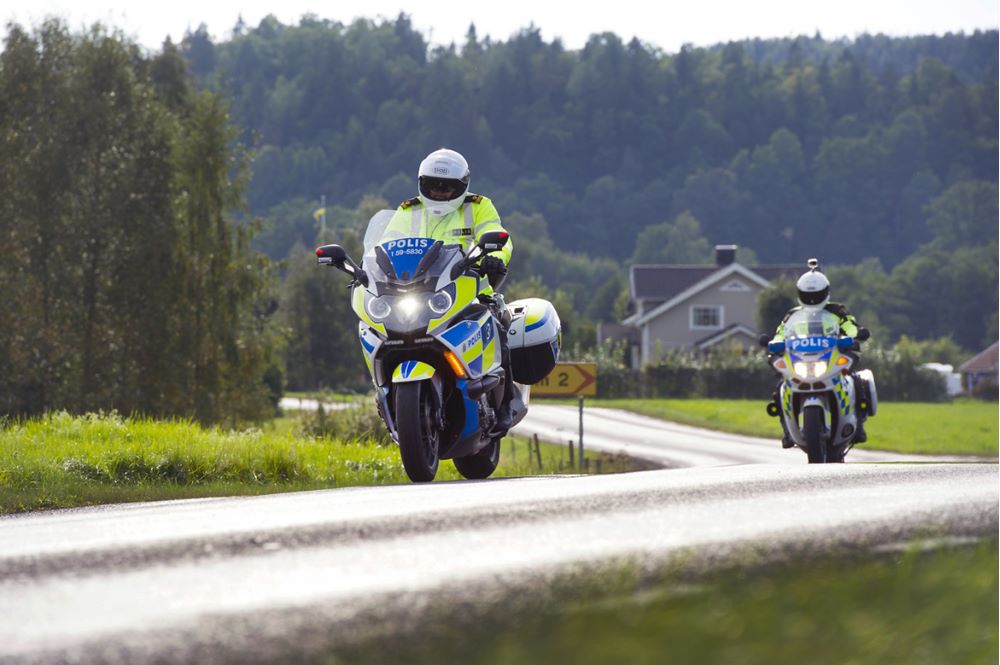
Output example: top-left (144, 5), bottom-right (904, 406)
top-left (532, 362), bottom-right (597, 397)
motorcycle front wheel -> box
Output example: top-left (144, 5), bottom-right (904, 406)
top-left (395, 382), bottom-right (441, 482)
top-left (802, 405), bottom-right (827, 464)
top-left (453, 436), bottom-right (501, 480)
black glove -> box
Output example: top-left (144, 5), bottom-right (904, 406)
top-left (480, 256), bottom-right (508, 289)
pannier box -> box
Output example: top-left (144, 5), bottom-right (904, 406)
top-left (505, 298), bottom-right (561, 385)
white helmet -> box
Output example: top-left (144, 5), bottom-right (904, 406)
top-left (796, 258), bottom-right (830, 308)
top-left (417, 148), bottom-right (470, 216)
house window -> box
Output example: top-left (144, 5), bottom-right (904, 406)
top-left (690, 305), bottom-right (723, 330)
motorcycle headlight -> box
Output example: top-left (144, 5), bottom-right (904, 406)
top-left (367, 296), bottom-right (391, 320)
top-left (427, 290), bottom-right (453, 315)
top-left (397, 295), bottom-right (421, 320)
top-left (792, 361), bottom-right (828, 378)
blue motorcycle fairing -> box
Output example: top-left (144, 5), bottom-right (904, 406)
top-left (437, 314), bottom-right (500, 380)
top-left (455, 379), bottom-right (481, 440)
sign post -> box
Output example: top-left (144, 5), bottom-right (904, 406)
top-left (532, 362), bottom-right (597, 470)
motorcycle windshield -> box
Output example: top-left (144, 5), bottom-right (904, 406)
top-left (361, 209), bottom-right (465, 290)
top-left (783, 308), bottom-right (841, 354)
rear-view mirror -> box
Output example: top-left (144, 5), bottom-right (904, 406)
top-left (316, 244), bottom-right (349, 269)
top-left (316, 244), bottom-right (368, 286)
top-left (477, 231), bottom-right (510, 253)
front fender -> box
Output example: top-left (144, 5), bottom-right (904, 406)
top-left (782, 388), bottom-right (829, 445)
top-left (800, 395), bottom-right (827, 412)
top-left (392, 360), bottom-right (437, 383)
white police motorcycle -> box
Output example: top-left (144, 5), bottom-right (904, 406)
top-left (764, 308), bottom-right (877, 463)
top-left (316, 210), bottom-right (561, 482)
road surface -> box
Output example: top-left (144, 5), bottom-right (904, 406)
top-left (2, 403), bottom-right (995, 663)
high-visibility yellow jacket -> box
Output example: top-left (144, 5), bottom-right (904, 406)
top-left (384, 194), bottom-right (512, 294)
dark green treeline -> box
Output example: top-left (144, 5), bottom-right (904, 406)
top-left (0, 22), bottom-right (281, 421)
top-left (182, 17), bottom-right (997, 268)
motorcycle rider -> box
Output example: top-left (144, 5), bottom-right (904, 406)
top-left (383, 148), bottom-right (517, 432)
top-left (769, 263), bottom-right (869, 448)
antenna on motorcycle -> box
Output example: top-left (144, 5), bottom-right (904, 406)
top-left (807, 258), bottom-right (820, 271)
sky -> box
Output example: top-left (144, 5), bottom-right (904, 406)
top-left (2, 0), bottom-right (997, 53)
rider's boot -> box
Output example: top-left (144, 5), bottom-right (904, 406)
top-left (853, 418), bottom-right (867, 443)
top-left (494, 397), bottom-right (513, 432)
top-left (494, 346), bottom-right (515, 433)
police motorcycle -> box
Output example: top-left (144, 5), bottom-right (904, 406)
top-left (315, 210), bottom-right (561, 482)
top-left (761, 308), bottom-right (877, 463)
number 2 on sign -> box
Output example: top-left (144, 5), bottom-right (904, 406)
top-left (558, 372), bottom-right (569, 387)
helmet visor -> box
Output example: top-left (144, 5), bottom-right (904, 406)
top-left (419, 176), bottom-right (468, 202)
top-left (798, 285), bottom-right (829, 306)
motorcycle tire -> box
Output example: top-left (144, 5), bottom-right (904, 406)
top-left (395, 382), bottom-right (441, 482)
top-left (802, 405), bottom-right (827, 464)
top-left (453, 436), bottom-right (501, 480)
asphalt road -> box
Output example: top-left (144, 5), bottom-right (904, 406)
top-left (1, 405), bottom-right (996, 663)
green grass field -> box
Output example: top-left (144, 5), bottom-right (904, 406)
top-left (0, 411), bottom-right (628, 514)
top-left (330, 543), bottom-right (999, 665)
top-left (568, 398), bottom-right (998, 456)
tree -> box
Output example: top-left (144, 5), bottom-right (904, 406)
top-left (884, 245), bottom-right (998, 350)
top-left (670, 167), bottom-right (750, 247)
top-left (167, 91), bottom-right (280, 422)
top-left (924, 180), bottom-right (999, 249)
top-left (629, 212), bottom-right (713, 265)
top-left (825, 258), bottom-right (891, 337)
top-left (0, 21), bottom-right (77, 413)
top-left (279, 234), bottom-right (369, 391)
top-left (756, 276), bottom-right (797, 333)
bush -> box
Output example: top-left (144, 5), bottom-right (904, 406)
top-left (645, 364), bottom-right (700, 397)
top-left (859, 346), bottom-right (949, 402)
top-left (297, 400), bottom-right (392, 444)
top-left (639, 343), bottom-right (776, 399)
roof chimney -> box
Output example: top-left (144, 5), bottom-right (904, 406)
top-left (715, 244), bottom-right (737, 266)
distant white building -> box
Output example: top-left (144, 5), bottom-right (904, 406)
top-left (918, 363), bottom-right (964, 396)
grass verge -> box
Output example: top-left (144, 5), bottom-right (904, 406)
top-left (0, 411), bottom-right (634, 514)
top-left (328, 541), bottom-right (999, 665)
top-left (551, 398), bottom-right (998, 456)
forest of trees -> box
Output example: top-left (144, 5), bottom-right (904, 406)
top-left (1, 15), bottom-right (996, 409)
top-left (0, 22), bottom-right (281, 420)
top-left (181, 17), bottom-right (996, 259)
